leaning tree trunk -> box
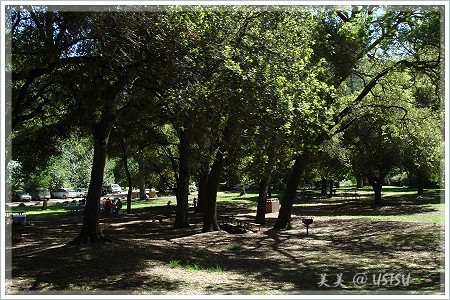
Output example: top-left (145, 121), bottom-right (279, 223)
top-left (70, 123), bottom-right (113, 244)
top-left (202, 148), bottom-right (225, 232)
top-left (174, 131), bottom-right (191, 228)
top-left (273, 154), bottom-right (308, 229)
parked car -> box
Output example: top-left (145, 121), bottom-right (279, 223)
top-left (29, 188), bottom-right (51, 201)
top-left (75, 188), bottom-right (88, 198)
top-left (51, 188), bottom-right (77, 199)
top-left (107, 184), bottom-right (122, 193)
top-left (12, 190), bottom-right (32, 202)
top-left (232, 183), bottom-right (251, 191)
top-left (219, 182), bottom-right (234, 191)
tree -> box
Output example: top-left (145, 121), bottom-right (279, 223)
top-left (273, 5), bottom-right (444, 228)
top-left (8, 6), bottom-right (192, 242)
top-left (6, 7), bottom-right (95, 186)
top-left (342, 109), bottom-right (405, 205)
top-left (400, 92), bottom-right (443, 194)
top-left (43, 133), bottom-right (116, 190)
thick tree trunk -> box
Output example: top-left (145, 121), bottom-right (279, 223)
top-left (373, 183), bottom-right (383, 206)
top-left (174, 131), bottom-right (190, 228)
top-left (202, 148), bottom-right (224, 232)
top-left (255, 176), bottom-right (270, 225)
top-left (367, 176), bottom-right (383, 206)
top-left (70, 123), bottom-right (112, 244)
top-left (273, 154), bottom-right (307, 229)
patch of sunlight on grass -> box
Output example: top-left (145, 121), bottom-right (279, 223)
top-left (423, 203), bottom-right (445, 210)
top-left (217, 192), bottom-right (261, 207)
top-left (334, 213), bottom-right (444, 225)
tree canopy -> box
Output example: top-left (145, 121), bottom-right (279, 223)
top-left (5, 4), bottom-right (444, 238)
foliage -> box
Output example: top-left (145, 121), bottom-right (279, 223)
top-left (6, 160), bottom-right (24, 189)
top-left (24, 132), bottom-right (118, 190)
top-left (6, 5), bottom-right (444, 232)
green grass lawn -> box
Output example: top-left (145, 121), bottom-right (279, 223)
top-left (6, 187), bottom-right (444, 225)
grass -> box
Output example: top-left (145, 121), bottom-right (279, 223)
top-left (7, 188), bottom-right (444, 226)
top-left (175, 261), bottom-right (225, 273)
top-left (185, 263), bottom-right (202, 272)
top-left (357, 213), bottom-right (444, 225)
top-left (169, 260), bottom-right (180, 268)
top-left (214, 264), bottom-right (225, 273)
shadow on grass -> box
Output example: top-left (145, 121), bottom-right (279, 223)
top-left (7, 190), bottom-right (444, 295)
top-left (8, 214), bottom-right (444, 294)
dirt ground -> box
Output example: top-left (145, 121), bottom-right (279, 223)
top-left (4, 200), bottom-right (445, 296)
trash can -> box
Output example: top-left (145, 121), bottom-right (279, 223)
top-left (265, 198), bottom-right (280, 213)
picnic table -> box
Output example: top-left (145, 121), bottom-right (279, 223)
top-left (5, 210), bottom-right (24, 218)
top-left (219, 215), bottom-right (261, 233)
top-left (5, 212), bottom-right (28, 242)
top-left (63, 203), bottom-right (85, 214)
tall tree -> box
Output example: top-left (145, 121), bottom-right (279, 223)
top-left (273, 5), bottom-right (443, 228)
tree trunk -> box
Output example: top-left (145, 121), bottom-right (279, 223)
top-left (328, 180), bottom-right (334, 198)
top-left (273, 154), bottom-right (307, 229)
top-left (174, 131), bottom-right (190, 228)
top-left (138, 152), bottom-right (147, 200)
top-left (373, 183), bottom-right (383, 206)
top-left (255, 176), bottom-right (270, 225)
top-left (195, 160), bottom-right (209, 213)
top-left (70, 123), bottom-right (112, 244)
top-left (321, 177), bottom-right (327, 195)
top-left (119, 137), bottom-right (133, 214)
top-left (417, 169), bottom-right (424, 196)
top-left (367, 176), bottom-right (383, 206)
top-left (202, 148), bottom-right (224, 232)
top-left (356, 174), bottom-right (364, 188)
top-left (255, 148), bottom-right (275, 225)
